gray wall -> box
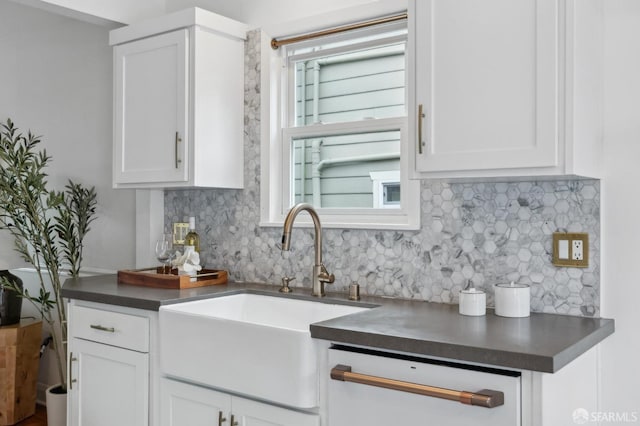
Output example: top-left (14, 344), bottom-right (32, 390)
top-left (600, 0), bottom-right (640, 415)
top-left (0, 1), bottom-right (136, 272)
top-left (165, 31), bottom-right (600, 317)
top-left (0, 1), bottom-right (136, 397)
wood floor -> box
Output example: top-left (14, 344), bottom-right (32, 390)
top-left (14, 404), bottom-right (47, 426)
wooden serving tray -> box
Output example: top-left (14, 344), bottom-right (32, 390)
top-left (117, 268), bottom-right (228, 289)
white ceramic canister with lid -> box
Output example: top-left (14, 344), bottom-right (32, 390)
top-left (494, 282), bottom-right (530, 317)
top-left (459, 288), bottom-right (486, 316)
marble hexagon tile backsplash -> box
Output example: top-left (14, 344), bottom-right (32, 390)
top-left (165, 30), bottom-right (600, 317)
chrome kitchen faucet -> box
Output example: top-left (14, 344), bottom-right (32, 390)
top-left (281, 203), bottom-right (335, 297)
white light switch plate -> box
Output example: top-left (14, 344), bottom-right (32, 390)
top-left (558, 240), bottom-right (569, 260)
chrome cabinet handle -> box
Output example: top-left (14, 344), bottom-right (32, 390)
top-left (69, 352), bottom-right (77, 390)
top-left (89, 324), bottom-right (115, 333)
top-left (331, 364), bottom-right (504, 409)
top-left (175, 131), bottom-right (182, 169)
top-left (418, 104), bottom-right (425, 154)
top-left (218, 411), bottom-right (227, 425)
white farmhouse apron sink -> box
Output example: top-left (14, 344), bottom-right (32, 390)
top-left (159, 293), bottom-right (370, 408)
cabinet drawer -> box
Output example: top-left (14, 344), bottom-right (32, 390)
top-left (71, 305), bottom-right (149, 352)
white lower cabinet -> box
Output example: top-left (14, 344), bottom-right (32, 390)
top-left (68, 339), bottom-right (148, 426)
top-left (67, 303), bottom-right (151, 426)
top-left (161, 378), bottom-right (229, 426)
top-left (161, 378), bottom-right (320, 426)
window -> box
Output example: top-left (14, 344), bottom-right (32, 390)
top-left (291, 130), bottom-right (401, 208)
top-left (260, 8), bottom-right (419, 230)
top-left (370, 171), bottom-right (400, 208)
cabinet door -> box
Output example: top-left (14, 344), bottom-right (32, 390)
top-left (413, 0), bottom-right (559, 174)
top-left (233, 395), bottom-right (319, 426)
top-left (160, 378), bottom-right (231, 426)
top-left (68, 338), bottom-right (148, 426)
top-left (114, 29), bottom-right (189, 186)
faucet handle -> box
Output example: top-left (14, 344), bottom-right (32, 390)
top-left (279, 276), bottom-right (295, 293)
top-left (318, 264), bottom-right (335, 284)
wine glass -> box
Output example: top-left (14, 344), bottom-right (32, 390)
top-left (155, 235), bottom-right (172, 274)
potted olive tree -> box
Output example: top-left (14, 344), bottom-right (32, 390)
top-left (0, 119), bottom-right (97, 426)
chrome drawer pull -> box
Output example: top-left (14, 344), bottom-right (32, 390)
top-left (418, 103), bottom-right (425, 154)
top-left (330, 364), bottom-right (504, 409)
top-left (175, 131), bottom-right (182, 169)
top-left (69, 352), bottom-right (77, 390)
top-left (90, 324), bottom-right (115, 333)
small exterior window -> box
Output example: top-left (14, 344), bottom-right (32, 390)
top-left (383, 183), bottom-right (401, 205)
top-left (370, 171), bottom-right (400, 209)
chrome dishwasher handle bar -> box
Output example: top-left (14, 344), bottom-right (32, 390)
top-left (330, 364), bottom-right (504, 409)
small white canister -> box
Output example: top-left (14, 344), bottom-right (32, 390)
top-left (494, 282), bottom-right (530, 317)
top-left (459, 288), bottom-right (486, 316)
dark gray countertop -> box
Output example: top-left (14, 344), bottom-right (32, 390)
top-left (62, 274), bottom-right (249, 310)
top-left (62, 274), bottom-right (614, 373)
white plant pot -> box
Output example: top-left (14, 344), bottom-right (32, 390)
top-left (46, 384), bottom-right (67, 426)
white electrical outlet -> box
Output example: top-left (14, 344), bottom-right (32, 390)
top-left (572, 240), bottom-right (583, 261)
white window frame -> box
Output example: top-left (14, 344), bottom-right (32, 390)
top-left (259, 0), bottom-right (418, 230)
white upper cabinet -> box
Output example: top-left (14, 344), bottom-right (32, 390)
top-left (111, 8), bottom-right (247, 188)
top-left (409, 0), bottom-right (603, 180)
top-left (114, 29), bottom-right (189, 186)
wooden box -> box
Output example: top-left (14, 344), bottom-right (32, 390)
top-left (117, 268), bottom-right (228, 289)
top-left (0, 319), bottom-right (42, 426)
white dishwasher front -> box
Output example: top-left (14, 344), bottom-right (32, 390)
top-left (328, 346), bottom-right (521, 426)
